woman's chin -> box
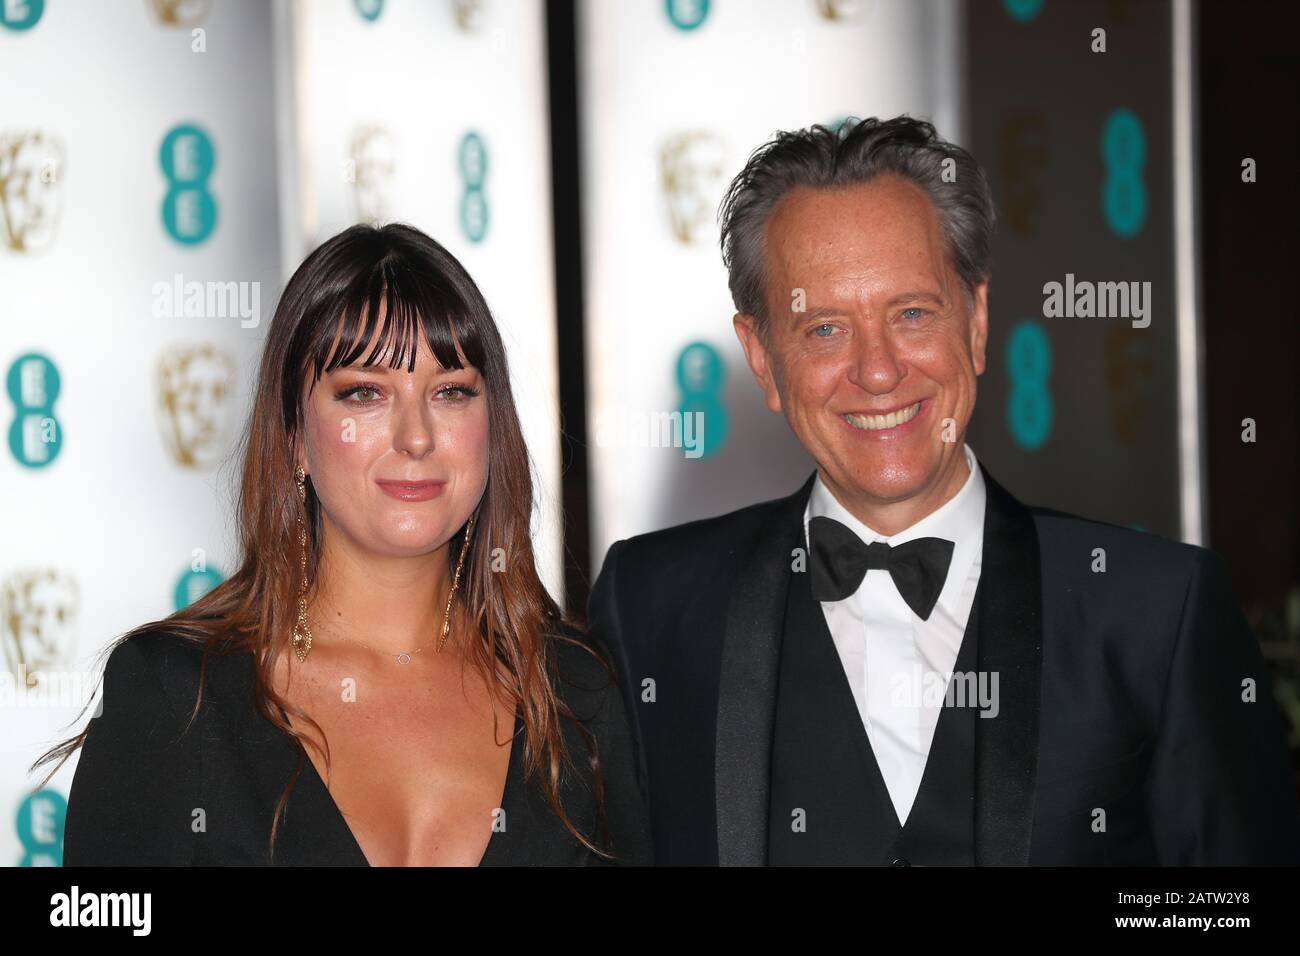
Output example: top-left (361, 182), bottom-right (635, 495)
top-left (367, 529), bottom-right (450, 558)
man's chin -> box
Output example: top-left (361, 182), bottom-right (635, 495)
top-left (828, 460), bottom-right (938, 505)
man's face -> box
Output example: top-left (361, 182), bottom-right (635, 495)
top-left (734, 174), bottom-right (988, 524)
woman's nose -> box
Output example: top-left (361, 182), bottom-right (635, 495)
top-left (391, 401), bottom-right (435, 457)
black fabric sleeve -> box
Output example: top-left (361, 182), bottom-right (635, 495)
top-left (585, 633), bottom-right (655, 866)
top-left (1144, 549), bottom-right (1300, 864)
top-left (63, 636), bottom-right (201, 866)
top-left (587, 539), bottom-right (651, 797)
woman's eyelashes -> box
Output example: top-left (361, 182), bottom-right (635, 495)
top-left (335, 383), bottom-right (382, 404)
top-left (437, 384), bottom-right (480, 401)
top-left (333, 382), bottom-right (481, 405)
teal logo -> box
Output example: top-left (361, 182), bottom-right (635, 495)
top-left (0, 0), bottom-right (43, 30)
top-left (675, 342), bottom-right (727, 458)
top-left (160, 123), bottom-right (218, 245)
top-left (6, 352), bottom-right (62, 468)
top-left (666, 0), bottom-right (709, 30)
top-left (16, 788), bottom-right (65, 866)
top-left (458, 131), bottom-right (489, 243)
top-left (174, 565), bottom-right (224, 610)
top-left (354, 0), bottom-right (384, 21)
top-left (1002, 0), bottom-right (1044, 22)
top-left (1101, 108), bottom-right (1146, 238)
top-left (1005, 320), bottom-right (1053, 451)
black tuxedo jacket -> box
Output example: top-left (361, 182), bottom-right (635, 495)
top-left (63, 628), bottom-right (652, 866)
top-left (588, 463), bottom-right (1300, 865)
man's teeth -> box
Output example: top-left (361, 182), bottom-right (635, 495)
top-left (844, 402), bottom-right (922, 431)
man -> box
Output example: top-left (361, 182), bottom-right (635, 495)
top-left (588, 116), bottom-right (1300, 865)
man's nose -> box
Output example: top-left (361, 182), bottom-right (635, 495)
top-left (847, 322), bottom-right (905, 394)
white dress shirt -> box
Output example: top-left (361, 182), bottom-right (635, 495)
top-left (801, 443), bottom-right (986, 826)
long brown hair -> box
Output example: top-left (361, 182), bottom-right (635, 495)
top-left (32, 222), bottom-right (613, 860)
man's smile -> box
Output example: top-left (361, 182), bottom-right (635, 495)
top-left (842, 399), bottom-right (925, 433)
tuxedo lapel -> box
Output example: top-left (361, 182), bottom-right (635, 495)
top-left (715, 473), bottom-right (814, 866)
top-left (973, 463), bottom-right (1043, 864)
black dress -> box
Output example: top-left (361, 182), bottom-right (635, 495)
top-left (62, 627), bottom-right (653, 866)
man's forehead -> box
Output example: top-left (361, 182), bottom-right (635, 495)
top-left (765, 188), bottom-right (948, 296)
top-left (772, 244), bottom-right (955, 307)
top-left (771, 188), bottom-right (943, 263)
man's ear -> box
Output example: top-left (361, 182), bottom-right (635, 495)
top-left (969, 280), bottom-right (989, 376)
top-left (733, 312), bottom-right (782, 414)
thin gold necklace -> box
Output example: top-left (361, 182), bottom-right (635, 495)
top-left (311, 512), bottom-right (476, 665)
top-left (334, 629), bottom-right (434, 664)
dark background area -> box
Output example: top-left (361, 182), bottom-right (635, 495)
top-left (1200, 0), bottom-right (1298, 630)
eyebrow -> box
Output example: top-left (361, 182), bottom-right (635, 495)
top-left (887, 290), bottom-right (946, 307)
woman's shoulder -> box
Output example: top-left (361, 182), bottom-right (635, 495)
top-left (542, 620), bottom-right (654, 864)
top-left (99, 630), bottom-right (191, 695)
top-left (544, 619), bottom-right (623, 723)
top-left (97, 627), bottom-right (246, 719)
top-left (65, 631), bottom-right (212, 865)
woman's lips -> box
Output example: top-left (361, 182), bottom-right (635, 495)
top-left (375, 480), bottom-right (446, 502)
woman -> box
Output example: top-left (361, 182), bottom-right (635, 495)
top-left (34, 223), bottom-right (652, 866)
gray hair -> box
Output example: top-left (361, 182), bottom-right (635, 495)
top-left (718, 115), bottom-right (996, 332)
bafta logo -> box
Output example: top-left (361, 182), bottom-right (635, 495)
top-left (156, 343), bottom-right (236, 469)
top-left (349, 125), bottom-right (396, 226)
top-left (147, 0), bottom-right (211, 26)
top-left (660, 131), bottom-right (728, 245)
top-left (0, 130), bottom-right (65, 253)
top-left (451, 0), bottom-right (485, 31)
top-left (2, 569), bottom-right (78, 690)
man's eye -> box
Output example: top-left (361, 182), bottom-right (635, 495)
top-left (812, 323), bottom-right (836, 337)
top-left (902, 308), bottom-right (927, 320)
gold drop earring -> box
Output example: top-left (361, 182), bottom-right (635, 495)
top-left (435, 511), bottom-right (477, 654)
top-left (291, 465), bottom-right (314, 663)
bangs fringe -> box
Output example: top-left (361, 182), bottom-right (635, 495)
top-left (307, 256), bottom-right (485, 381)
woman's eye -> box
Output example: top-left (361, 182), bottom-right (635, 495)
top-left (437, 384), bottom-right (480, 401)
top-left (337, 384), bottom-right (381, 404)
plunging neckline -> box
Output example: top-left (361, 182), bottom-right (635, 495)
top-left (288, 707), bottom-right (524, 867)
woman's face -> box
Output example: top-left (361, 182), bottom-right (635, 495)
top-left (295, 324), bottom-right (488, 561)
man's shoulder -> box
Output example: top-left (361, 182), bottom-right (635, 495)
top-left (606, 479), bottom-right (811, 573)
top-left (1028, 504), bottom-right (1217, 582)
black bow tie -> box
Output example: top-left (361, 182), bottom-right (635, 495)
top-left (808, 515), bottom-right (955, 621)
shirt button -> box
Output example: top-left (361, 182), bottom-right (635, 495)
top-left (891, 858), bottom-right (911, 867)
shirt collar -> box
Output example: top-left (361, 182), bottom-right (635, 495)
top-left (802, 444), bottom-right (987, 616)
